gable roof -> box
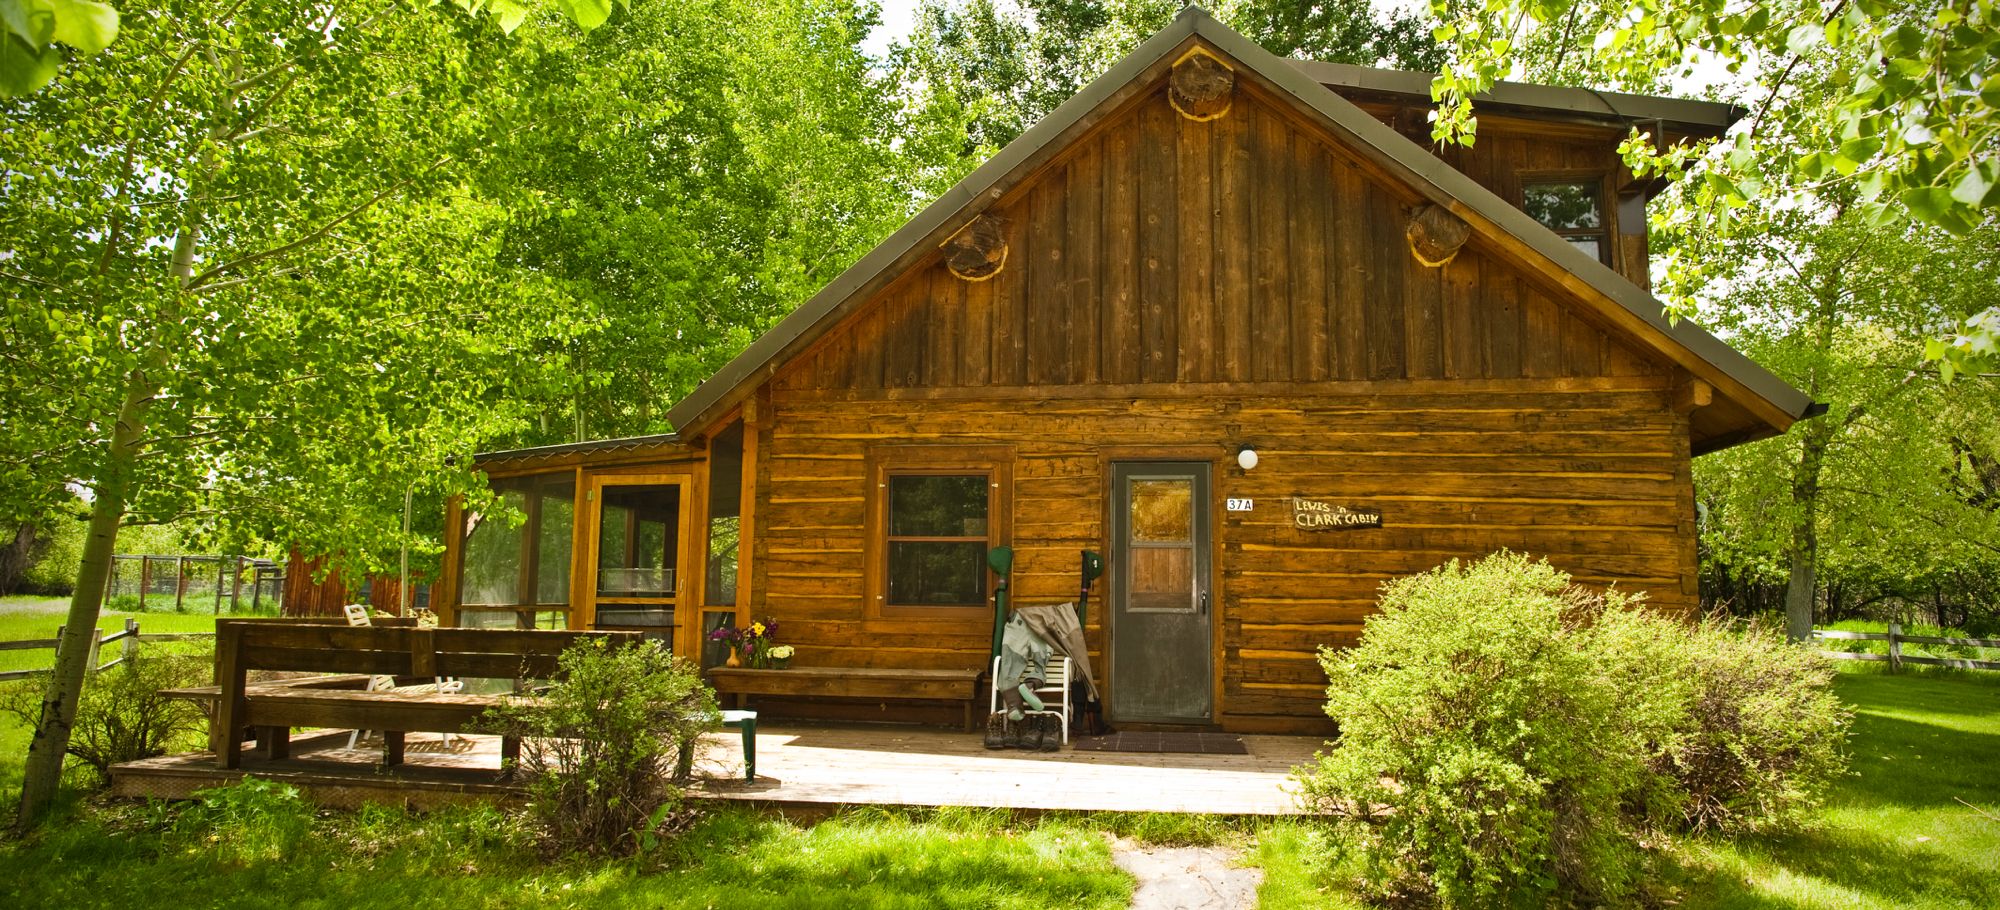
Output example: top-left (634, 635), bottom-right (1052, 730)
top-left (1294, 60), bottom-right (1745, 139)
top-left (662, 6), bottom-right (1814, 451)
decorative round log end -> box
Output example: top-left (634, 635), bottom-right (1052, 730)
top-left (945, 214), bottom-right (1008, 282)
top-left (1406, 203), bottom-right (1472, 268)
top-left (1170, 47), bottom-right (1234, 122)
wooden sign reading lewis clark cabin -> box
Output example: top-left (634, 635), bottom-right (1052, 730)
top-left (1292, 498), bottom-right (1382, 530)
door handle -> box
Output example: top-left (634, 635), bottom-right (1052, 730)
top-left (1198, 591), bottom-right (1209, 614)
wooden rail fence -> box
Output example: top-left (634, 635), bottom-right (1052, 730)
top-left (0, 618), bottom-right (214, 682)
top-left (1812, 623), bottom-right (2000, 673)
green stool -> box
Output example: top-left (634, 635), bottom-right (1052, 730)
top-left (721, 709), bottom-right (757, 781)
top-left (673, 710), bottom-right (758, 782)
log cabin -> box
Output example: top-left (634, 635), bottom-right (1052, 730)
top-left (435, 8), bottom-right (1817, 734)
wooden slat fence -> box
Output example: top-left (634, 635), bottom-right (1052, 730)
top-left (0, 618), bottom-right (214, 682)
top-left (1812, 623), bottom-right (2000, 673)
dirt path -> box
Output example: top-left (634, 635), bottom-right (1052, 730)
top-left (1111, 838), bottom-right (1263, 910)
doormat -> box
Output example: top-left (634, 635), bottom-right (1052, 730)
top-left (1071, 732), bottom-right (1248, 755)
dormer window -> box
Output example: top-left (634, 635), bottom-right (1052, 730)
top-left (1521, 181), bottom-right (1609, 264)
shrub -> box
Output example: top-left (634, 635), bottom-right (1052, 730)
top-left (173, 776), bottom-right (316, 862)
top-left (483, 638), bottom-right (718, 855)
top-left (0, 653), bottom-right (211, 784)
top-left (1646, 618), bottom-right (1849, 833)
top-left (1295, 552), bottom-right (1666, 907)
top-left (1293, 552), bottom-right (1850, 908)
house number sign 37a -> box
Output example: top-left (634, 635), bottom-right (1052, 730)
top-left (1225, 498), bottom-right (1254, 512)
top-left (1292, 497), bottom-right (1382, 530)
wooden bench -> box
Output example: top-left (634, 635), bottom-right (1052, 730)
top-left (707, 667), bottom-right (985, 732)
top-left (209, 620), bottom-right (642, 770)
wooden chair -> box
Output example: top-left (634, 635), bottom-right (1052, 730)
top-left (988, 655), bottom-right (1073, 745)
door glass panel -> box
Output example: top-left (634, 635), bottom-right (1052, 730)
top-left (1130, 479), bottom-right (1193, 542)
top-left (596, 485), bottom-right (680, 597)
top-left (1128, 547), bottom-right (1193, 611)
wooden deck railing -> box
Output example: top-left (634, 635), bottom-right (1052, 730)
top-left (1812, 623), bottom-right (2000, 672)
top-left (0, 618), bottom-right (214, 681)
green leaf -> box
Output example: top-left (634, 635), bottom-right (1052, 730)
top-left (1981, 74), bottom-right (2000, 109)
top-left (0, 30), bottom-right (59, 96)
top-left (557, 0), bottom-right (612, 30)
top-left (1785, 23), bottom-right (1822, 56)
top-left (45, 0), bottom-right (115, 54)
top-left (1899, 185), bottom-right (1954, 221)
top-left (1950, 163), bottom-right (1995, 206)
top-left (0, 0), bottom-right (49, 46)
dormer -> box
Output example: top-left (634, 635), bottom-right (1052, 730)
top-left (1298, 62), bottom-right (1744, 290)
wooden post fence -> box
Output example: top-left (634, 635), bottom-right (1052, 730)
top-left (1811, 625), bottom-right (2000, 672)
top-left (0, 620), bottom-right (215, 682)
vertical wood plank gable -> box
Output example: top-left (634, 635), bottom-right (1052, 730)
top-left (1250, 106), bottom-right (1293, 382)
top-left (1026, 172), bottom-right (1071, 385)
top-left (1290, 132), bottom-right (1330, 382)
top-left (1102, 114), bottom-right (1141, 385)
top-left (1330, 158), bottom-right (1368, 380)
top-left (1138, 94), bottom-right (1179, 384)
top-left (1176, 112), bottom-right (1218, 382)
top-left (1216, 101), bottom-right (1253, 383)
top-left (1068, 140), bottom-right (1104, 385)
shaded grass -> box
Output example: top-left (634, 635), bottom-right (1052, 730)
top-left (0, 796), bottom-right (1132, 910)
top-left (1665, 672), bottom-right (2000, 909)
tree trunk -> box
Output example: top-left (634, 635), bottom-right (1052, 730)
top-left (15, 370), bottom-right (152, 827)
top-left (1783, 418), bottom-right (1833, 641)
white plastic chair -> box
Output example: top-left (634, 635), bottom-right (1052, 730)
top-left (343, 604), bottom-right (464, 750)
top-left (989, 654), bottom-right (1072, 745)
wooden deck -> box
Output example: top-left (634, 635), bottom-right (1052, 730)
top-left (111, 724), bottom-right (1324, 815)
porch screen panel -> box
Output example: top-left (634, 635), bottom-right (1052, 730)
top-left (457, 472), bottom-right (576, 626)
top-left (703, 420), bottom-right (744, 668)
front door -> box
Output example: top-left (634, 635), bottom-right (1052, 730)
top-left (581, 473), bottom-right (694, 651)
top-left (1108, 462), bottom-right (1213, 724)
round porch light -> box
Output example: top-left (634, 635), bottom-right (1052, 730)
top-left (1236, 445), bottom-right (1259, 471)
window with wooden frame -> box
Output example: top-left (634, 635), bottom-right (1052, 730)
top-left (1520, 177), bottom-right (1611, 265)
top-left (867, 447), bottom-right (1010, 618)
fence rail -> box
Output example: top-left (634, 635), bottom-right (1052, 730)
top-left (0, 618), bottom-right (214, 682)
top-left (1811, 623), bottom-right (2000, 672)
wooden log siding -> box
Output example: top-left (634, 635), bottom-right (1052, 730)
top-left (753, 387), bottom-right (1690, 733)
top-left (747, 85), bottom-right (1694, 734)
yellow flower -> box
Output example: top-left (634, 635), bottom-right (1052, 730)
top-left (751, 622), bottom-right (766, 637)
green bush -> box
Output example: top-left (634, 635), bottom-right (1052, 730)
top-left (0, 653), bottom-right (211, 784)
top-left (1645, 618), bottom-right (1849, 834)
top-left (1293, 552), bottom-right (1850, 908)
top-left (483, 638), bottom-right (718, 856)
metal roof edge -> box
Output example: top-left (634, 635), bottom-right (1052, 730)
top-left (1287, 60), bottom-right (1746, 130)
top-left (474, 432), bottom-right (683, 465)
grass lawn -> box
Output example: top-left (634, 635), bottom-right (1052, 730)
top-left (1672, 670), bottom-right (2000, 909)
